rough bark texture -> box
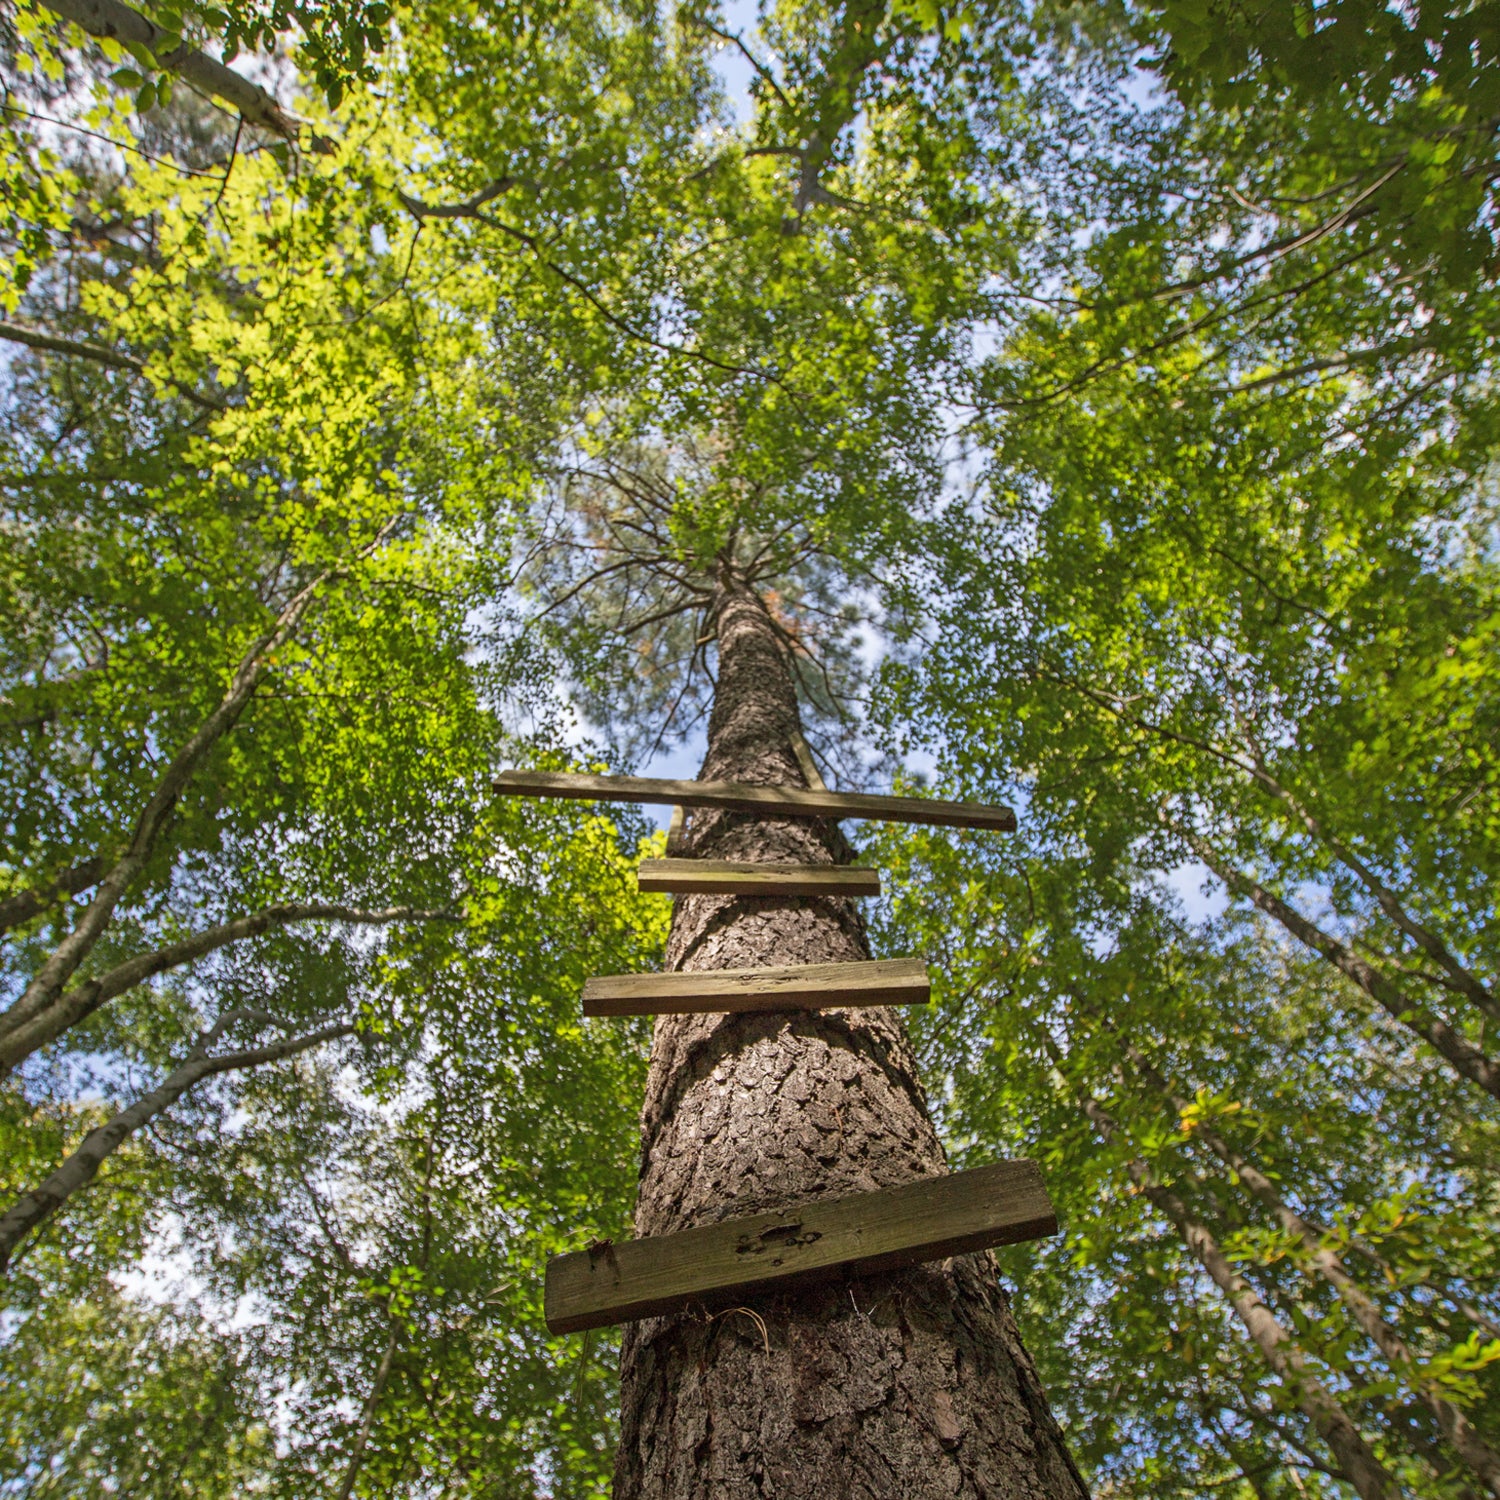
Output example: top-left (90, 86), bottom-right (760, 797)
top-left (613, 567), bottom-right (1088, 1499)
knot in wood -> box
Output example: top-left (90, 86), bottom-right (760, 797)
top-left (735, 1221), bottom-right (824, 1264)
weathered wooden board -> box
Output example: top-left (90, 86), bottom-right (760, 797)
top-left (544, 1159), bottom-right (1058, 1334)
top-left (582, 957), bottom-right (928, 1017)
top-left (789, 727), bottom-right (827, 792)
top-left (636, 859), bottom-right (881, 898)
top-left (493, 769), bottom-right (1016, 832)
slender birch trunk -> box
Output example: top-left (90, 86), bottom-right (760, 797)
top-left (613, 565), bottom-right (1088, 1499)
top-left (0, 1014), bottom-right (352, 1270)
top-left (1057, 672), bottom-right (1498, 1024)
top-left (1051, 1050), bottom-right (1404, 1500)
top-left (1118, 1041), bottom-right (1500, 1497)
top-left (0, 568), bottom-right (335, 1073)
top-left (1180, 830), bottom-right (1500, 1103)
top-left (335, 1324), bottom-right (400, 1500)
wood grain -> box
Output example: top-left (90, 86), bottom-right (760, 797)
top-left (636, 859), bottom-right (881, 897)
top-left (545, 1159), bottom-right (1058, 1334)
top-left (493, 769), bottom-right (1016, 832)
top-left (582, 958), bottom-right (928, 1017)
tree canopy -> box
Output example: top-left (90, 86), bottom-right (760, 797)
top-left (1, 0), bottom-right (1496, 1493)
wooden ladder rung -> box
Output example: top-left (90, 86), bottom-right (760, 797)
top-left (544, 1159), bottom-right (1058, 1333)
top-left (637, 859), bottom-right (881, 897)
top-left (582, 958), bottom-right (928, 1017)
top-left (493, 769), bottom-right (1016, 832)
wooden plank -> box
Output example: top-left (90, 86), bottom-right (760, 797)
top-left (545, 1159), bottom-right (1057, 1334)
top-left (582, 957), bottom-right (928, 1017)
top-left (636, 859), bottom-right (881, 898)
top-left (493, 769), bottom-right (1016, 833)
top-left (789, 727), bottom-right (827, 791)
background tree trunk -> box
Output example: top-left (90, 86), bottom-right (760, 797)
top-left (614, 565), bottom-right (1088, 1499)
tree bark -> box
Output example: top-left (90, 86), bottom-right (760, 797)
top-left (613, 564), bottom-right (1088, 1499)
top-left (335, 1323), bottom-right (400, 1500)
top-left (36, 0), bottom-right (298, 138)
top-left (0, 856), bottom-right (103, 936)
top-left (0, 321), bottom-right (228, 411)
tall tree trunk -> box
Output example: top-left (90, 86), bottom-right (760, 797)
top-left (613, 566), bottom-right (1088, 1499)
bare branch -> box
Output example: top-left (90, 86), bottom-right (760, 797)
top-left (395, 192), bottom-right (788, 390)
top-left (0, 901), bottom-right (450, 1071)
top-left (618, 595), bottom-right (703, 637)
top-left (0, 858), bottom-right (104, 937)
top-left (1151, 164), bottom-right (1402, 304)
top-left (685, 15), bottom-right (795, 112)
top-left (645, 629), bottom-right (711, 759)
top-left (37, 0), bottom-right (299, 139)
top-left (1, 319), bottom-right (143, 372)
top-left (1220, 321), bottom-right (1474, 395)
top-left (530, 556), bottom-right (657, 620)
top-left (0, 1013), bottom-right (352, 1271)
top-left (993, 241), bottom-right (1384, 412)
top-left (0, 320), bottom-right (228, 411)
top-left (394, 179), bottom-right (521, 219)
